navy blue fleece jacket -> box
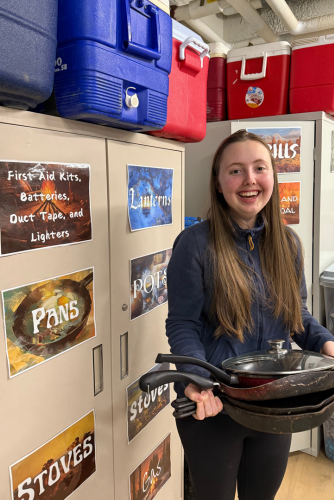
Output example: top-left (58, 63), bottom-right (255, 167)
top-left (166, 219), bottom-right (334, 398)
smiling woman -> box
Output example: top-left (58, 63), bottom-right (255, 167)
top-left (165, 129), bottom-right (334, 500)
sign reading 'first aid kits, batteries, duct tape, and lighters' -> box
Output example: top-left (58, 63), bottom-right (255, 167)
top-left (247, 127), bottom-right (301, 225)
top-left (0, 160), bottom-right (92, 256)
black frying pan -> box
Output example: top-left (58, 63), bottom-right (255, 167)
top-left (172, 387), bottom-right (334, 416)
top-left (153, 354), bottom-right (334, 401)
top-left (12, 272), bottom-right (93, 356)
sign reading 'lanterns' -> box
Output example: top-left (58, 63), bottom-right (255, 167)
top-left (0, 161), bottom-right (92, 256)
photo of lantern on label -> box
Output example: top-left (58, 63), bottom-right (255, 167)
top-left (246, 87), bottom-right (264, 108)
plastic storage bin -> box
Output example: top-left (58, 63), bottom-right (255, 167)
top-left (226, 42), bottom-right (291, 120)
top-left (320, 262), bottom-right (334, 461)
top-left (150, 20), bottom-right (209, 142)
top-left (0, 0), bottom-right (57, 110)
top-left (207, 42), bottom-right (227, 122)
top-left (290, 35), bottom-right (334, 115)
top-left (54, 0), bottom-right (172, 131)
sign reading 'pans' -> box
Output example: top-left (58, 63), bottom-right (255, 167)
top-left (2, 268), bottom-right (96, 378)
top-left (10, 410), bottom-right (96, 500)
top-left (0, 160), bottom-right (92, 256)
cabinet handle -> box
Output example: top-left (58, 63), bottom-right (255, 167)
top-left (120, 332), bottom-right (129, 380)
top-left (93, 344), bottom-right (104, 396)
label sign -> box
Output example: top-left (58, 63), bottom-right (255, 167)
top-left (127, 363), bottom-right (170, 443)
top-left (129, 434), bottom-right (171, 500)
top-left (278, 181), bottom-right (300, 225)
top-left (0, 161), bottom-right (92, 256)
top-left (130, 249), bottom-right (172, 320)
top-left (10, 410), bottom-right (96, 500)
top-left (2, 268), bottom-right (96, 378)
top-left (127, 165), bottom-right (173, 231)
top-left (247, 127), bottom-right (301, 173)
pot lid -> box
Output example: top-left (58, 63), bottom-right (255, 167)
top-left (221, 340), bottom-right (334, 377)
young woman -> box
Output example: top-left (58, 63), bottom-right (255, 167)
top-left (166, 130), bottom-right (334, 500)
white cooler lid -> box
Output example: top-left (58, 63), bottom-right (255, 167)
top-left (227, 41), bottom-right (291, 62)
top-left (292, 34), bottom-right (334, 50)
top-left (172, 19), bottom-right (209, 57)
top-left (209, 42), bottom-right (227, 59)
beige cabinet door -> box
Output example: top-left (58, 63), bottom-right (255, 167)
top-left (0, 124), bottom-right (114, 500)
top-left (107, 140), bottom-right (183, 500)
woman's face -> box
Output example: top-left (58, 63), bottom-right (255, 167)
top-left (216, 140), bottom-right (274, 229)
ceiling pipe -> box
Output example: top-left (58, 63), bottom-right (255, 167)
top-left (172, 0), bottom-right (262, 22)
top-left (226, 0), bottom-right (277, 43)
top-left (264, 0), bottom-right (298, 32)
top-left (185, 18), bottom-right (231, 46)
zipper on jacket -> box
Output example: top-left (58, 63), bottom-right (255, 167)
top-left (248, 234), bottom-right (254, 251)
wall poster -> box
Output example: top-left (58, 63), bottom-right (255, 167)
top-left (127, 165), bottom-right (173, 231)
top-left (246, 127), bottom-right (301, 173)
top-left (0, 160), bottom-right (92, 256)
top-left (130, 249), bottom-right (172, 320)
top-left (127, 363), bottom-right (170, 443)
top-left (129, 433), bottom-right (171, 500)
top-left (10, 410), bottom-right (96, 500)
top-left (278, 181), bottom-right (300, 225)
top-left (2, 268), bottom-right (96, 378)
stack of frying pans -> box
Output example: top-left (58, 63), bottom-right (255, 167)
top-left (139, 340), bottom-right (334, 434)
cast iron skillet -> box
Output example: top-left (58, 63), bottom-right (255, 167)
top-left (138, 370), bottom-right (334, 434)
top-left (12, 272), bottom-right (93, 356)
top-left (172, 387), bottom-right (334, 416)
top-left (151, 354), bottom-right (334, 401)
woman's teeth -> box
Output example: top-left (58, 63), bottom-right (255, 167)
top-left (239, 191), bottom-right (259, 197)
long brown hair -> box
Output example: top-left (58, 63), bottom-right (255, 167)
top-left (209, 129), bottom-right (304, 341)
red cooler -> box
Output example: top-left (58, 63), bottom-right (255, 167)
top-left (150, 20), bottom-right (209, 142)
top-left (290, 35), bottom-right (334, 115)
top-left (227, 42), bottom-right (291, 120)
top-left (207, 42), bottom-right (227, 122)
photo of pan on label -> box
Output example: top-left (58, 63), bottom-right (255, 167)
top-left (0, 161), bottom-right (92, 256)
top-left (129, 433), bottom-right (171, 500)
top-left (127, 363), bottom-right (170, 443)
top-left (10, 410), bottom-right (96, 500)
top-left (130, 249), bottom-right (172, 320)
top-left (2, 268), bottom-right (96, 378)
top-left (278, 181), bottom-right (300, 225)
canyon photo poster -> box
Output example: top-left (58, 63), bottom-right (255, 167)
top-left (278, 181), bottom-right (300, 225)
top-left (2, 268), bottom-right (96, 378)
top-left (127, 165), bottom-right (173, 231)
top-left (246, 127), bottom-right (301, 173)
top-left (10, 410), bottom-right (96, 500)
top-left (0, 160), bottom-right (91, 256)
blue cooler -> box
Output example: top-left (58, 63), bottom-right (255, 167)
top-left (0, 0), bottom-right (57, 110)
top-left (54, 0), bottom-right (172, 131)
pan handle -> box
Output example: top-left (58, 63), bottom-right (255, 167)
top-left (139, 370), bottom-right (215, 392)
top-left (155, 353), bottom-right (238, 385)
top-left (81, 272), bottom-right (94, 288)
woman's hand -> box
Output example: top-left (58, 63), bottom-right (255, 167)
top-left (184, 383), bottom-right (223, 420)
top-left (321, 341), bottom-right (334, 357)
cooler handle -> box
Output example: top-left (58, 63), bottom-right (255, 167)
top-left (240, 52), bottom-right (267, 80)
top-left (122, 0), bottom-right (161, 61)
top-left (179, 36), bottom-right (209, 69)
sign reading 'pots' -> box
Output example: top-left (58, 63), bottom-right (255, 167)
top-left (2, 268), bottom-right (96, 378)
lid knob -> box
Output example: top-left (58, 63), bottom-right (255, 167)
top-left (267, 339), bottom-right (288, 354)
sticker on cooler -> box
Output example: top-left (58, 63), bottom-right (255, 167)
top-left (246, 86), bottom-right (264, 108)
top-left (55, 57), bottom-right (68, 73)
